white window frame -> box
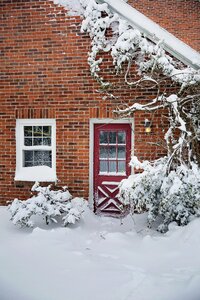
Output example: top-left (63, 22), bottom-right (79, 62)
top-left (15, 119), bottom-right (56, 182)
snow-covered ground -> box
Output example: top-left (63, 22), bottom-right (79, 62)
top-left (0, 205), bottom-right (200, 300)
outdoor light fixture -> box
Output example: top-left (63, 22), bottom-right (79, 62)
top-left (144, 119), bottom-right (151, 133)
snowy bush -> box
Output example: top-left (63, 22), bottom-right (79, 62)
top-left (8, 182), bottom-right (86, 228)
top-left (119, 156), bottom-right (200, 232)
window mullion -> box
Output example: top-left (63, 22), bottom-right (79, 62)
top-left (22, 146), bottom-right (52, 150)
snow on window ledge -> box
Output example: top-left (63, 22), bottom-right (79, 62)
top-left (15, 166), bottom-right (57, 182)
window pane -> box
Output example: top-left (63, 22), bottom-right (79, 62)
top-left (118, 161), bottom-right (126, 173)
top-left (24, 138), bottom-right (32, 146)
top-left (109, 146), bottom-right (116, 158)
top-left (35, 150), bottom-right (51, 162)
top-left (118, 146), bottom-right (126, 159)
top-left (100, 160), bottom-right (108, 173)
top-left (100, 131), bottom-right (108, 144)
top-left (109, 132), bottom-right (116, 144)
top-left (109, 161), bottom-right (117, 172)
top-left (34, 160), bottom-right (52, 167)
top-left (33, 126), bottom-right (42, 137)
top-left (24, 162), bottom-right (34, 167)
top-left (43, 138), bottom-right (51, 146)
top-left (45, 161), bottom-right (52, 167)
top-left (24, 150), bottom-right (34, 167)
top-left (24, 150), bottom-right (33, 162)
top-left (33, 138), bottom-right (42, 146)
top-left (24, 150), bottom-right (52, 167)
top-left (118, 131), bottom-right (126, 144)
top-left (24, 126), bottom-right (32, 137)
top-left (43, 126), bottom-right (51, 137)
top-left (100, 146), bottom-right (108, 158)
top-left (34, 160), bottom-right (42, 166)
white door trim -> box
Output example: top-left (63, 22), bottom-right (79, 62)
top-left (89, 118), bottom-right (134, 210)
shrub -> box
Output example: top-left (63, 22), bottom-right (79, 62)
top-left (119, 156), bottom-right (200, 232)
top-left (8, 182), bottom-right (86, 228)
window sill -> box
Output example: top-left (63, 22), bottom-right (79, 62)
top-left (15, 166), bottom-right (57, 182)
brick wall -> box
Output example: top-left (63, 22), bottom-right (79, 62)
top-left (128, 0), bottom-right (200, 52)
top-left (0, 0), bottom-right (196, 204)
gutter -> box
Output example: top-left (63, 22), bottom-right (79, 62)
top-left (98, 0), bottom-right (200, 70)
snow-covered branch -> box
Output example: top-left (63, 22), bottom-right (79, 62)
top-left (80, 0), bottom-right (200, 89)
top-left (80, 0), bottom-right (200, 167)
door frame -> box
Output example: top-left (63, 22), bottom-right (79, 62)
top-left (89, 118), bottom-right (134, 211)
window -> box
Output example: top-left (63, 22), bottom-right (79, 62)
top-left (99, 130), bottom-right (126, 175)
top-left (15, 119), bottom-right (56, 182)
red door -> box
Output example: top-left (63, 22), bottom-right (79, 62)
top-left (94, 123), bottom-right (132, 216)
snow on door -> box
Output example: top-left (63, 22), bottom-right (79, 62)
top-left (94, 124), bottom-right (132, 216)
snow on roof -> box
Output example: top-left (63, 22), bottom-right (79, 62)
top-left (97, 0), bottom-right (200, 70)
